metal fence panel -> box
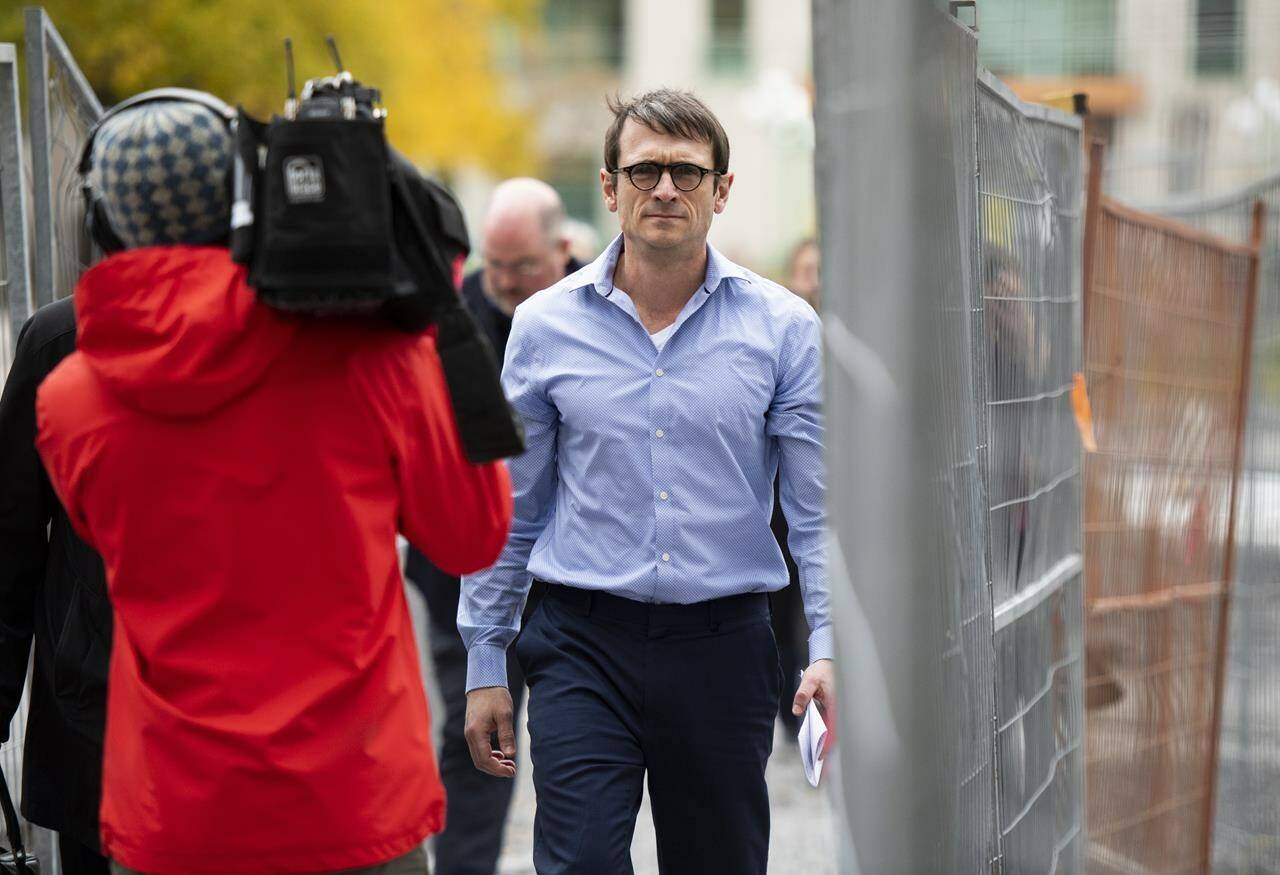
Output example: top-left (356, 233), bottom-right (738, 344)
top-left (0, 43), bottom-right (33, 378)
top-left (1082, 197), bottom-right (1259, 874)
top-left (814, 3), bottom-right (1091, 868)
top-left (935, 20), bottom-right (1002, 874)
top-left (1154, 173), bottom-right (1280, 874)
top-left (813, 2), bottom-right (998, 870)
top-left (976, 70), bottom-right (1086, 875)
top-left (25, 7), bottom-right (101, 308)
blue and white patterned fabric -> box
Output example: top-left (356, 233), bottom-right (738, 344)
top-left (88, 100), bottom-right (231, 250)
top-left (460, 235), bottom-right (833, 691)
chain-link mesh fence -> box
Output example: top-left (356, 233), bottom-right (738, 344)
top-left (977, 71), bottom-right (1087, 875)
top-left (1153, 173), bottom-right (1280, 874)
top-left (1082, 192), bottom-right (1261, 874)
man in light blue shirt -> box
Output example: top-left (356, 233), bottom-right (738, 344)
top-left (460, 89), bottom-right (835, 874)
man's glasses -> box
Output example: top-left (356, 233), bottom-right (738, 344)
top-left (484, 256), bottom-right (548, 278)
top-left (614, 162), bottom-right (721, 193)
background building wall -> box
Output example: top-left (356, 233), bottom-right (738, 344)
top-left (977, 0), bottom-right (1280, 201)
top-left (464, 0), bottom-right (817, 280)
top-left (1113, 0), bottom-right (1280, 200)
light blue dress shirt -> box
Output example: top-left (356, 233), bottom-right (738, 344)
top-left (460, 236), bottom-right (832, 691)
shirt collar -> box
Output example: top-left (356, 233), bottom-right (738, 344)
top-left (702, 241), bottom-right (751, 294)
top-left (579, 235), bottom-right (750, 298)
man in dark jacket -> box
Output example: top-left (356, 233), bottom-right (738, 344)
top-left (0, 297), bottom-right (110, 875)
top-left (405, 177), bottom-right (584, 875)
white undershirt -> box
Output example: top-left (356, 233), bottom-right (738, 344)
top-left (612, 283), bottom-right (679, 350)
top-left (649, 323), bottom-right (678, 351)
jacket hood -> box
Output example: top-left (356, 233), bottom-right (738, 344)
top-left (75, 246), bottom-right (297, 417)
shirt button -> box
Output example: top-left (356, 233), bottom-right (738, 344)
top-left (661, 553), bottom-right (670, 562)
top-left (655, 368), bottom-right (665, 377)
top-left (655, 428), bottom-right (664, 438)
top-left (659, 491), bottom-right (669, 500)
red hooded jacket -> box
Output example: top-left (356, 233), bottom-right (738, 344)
top-left (34, 247), bottom-right (513, 874)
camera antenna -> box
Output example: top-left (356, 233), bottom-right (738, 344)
top-left (325, 35), bottom-right (345, 74)
top-left (325, 34), bottom-right (356, 118)
top-left (283, 37), bottom-right (298, 119)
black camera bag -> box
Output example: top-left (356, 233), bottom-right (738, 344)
top-left (232, 110), bottom-right (524, 463)
top-left (237, 113), bottom-right (395, 314)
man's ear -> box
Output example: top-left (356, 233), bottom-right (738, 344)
top-left (600, 168), bottom-right (619, 213)
top-left (713, 171), bottom-right (735, 215)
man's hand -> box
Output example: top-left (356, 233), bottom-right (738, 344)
top-left (465, 686), bottom-right (517, 778)
top-left (792, 658), bottom-right (837, 754)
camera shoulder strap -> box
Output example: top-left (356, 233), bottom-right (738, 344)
top-left (0, 763), bottom-right (33, 873)
top-left (387, 161), bottom-right (526, 463)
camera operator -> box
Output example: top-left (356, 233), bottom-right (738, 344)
top-left (405, 177), bottom-right (582, 875)
top-left (34, 92), bottom-right (513, 875)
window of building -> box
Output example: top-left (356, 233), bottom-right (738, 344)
top-left (977, 0), bottom-right (1117, 77)
top-left (708, 0), bottom-right (749, 77)
top-left (544, 0), bottom-right (625, 71)
top-left (1194, 0), bottom-right (1243, 76)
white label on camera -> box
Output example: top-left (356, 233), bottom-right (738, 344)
top-left (284, 155), bottom-right (325, 203)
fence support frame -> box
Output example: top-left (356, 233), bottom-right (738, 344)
top-left (23, 6), bottom-right (102, 308)
top-left (1081, 139), bottom-right (1105, 357)
top-left (1200, 200), bottom-right (1266, 874)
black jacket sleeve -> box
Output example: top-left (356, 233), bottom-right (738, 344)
top-left (0, 313), bottom-right (65, 740)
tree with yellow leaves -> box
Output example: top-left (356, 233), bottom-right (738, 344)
top-left (0, 0), bottom-right (542, 176)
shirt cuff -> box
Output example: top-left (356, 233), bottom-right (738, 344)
top-left (466, 642), bottom-right (510, 693)
top-left (807, 623), bottom-right (835, 664)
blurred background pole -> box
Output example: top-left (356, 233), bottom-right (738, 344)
top-left (812, 0), bottom-right (956, 871)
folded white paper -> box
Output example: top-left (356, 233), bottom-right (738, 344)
top-left (797, 697), bottom-right (828, 788)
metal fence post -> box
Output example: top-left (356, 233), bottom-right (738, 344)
top-left (24, 8), bottom-right (53, 310)
top-left (0, 43), bottom-right (33, 374)
top-left (1201, 200), bottom-right (1266, 873)
top-left (24, 6), bottom-right (102, 308)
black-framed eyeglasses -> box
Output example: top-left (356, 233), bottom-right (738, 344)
top-left (613, 162), bottom-right (722, 192)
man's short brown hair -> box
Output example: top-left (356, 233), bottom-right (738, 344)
top-left (604, 89), bottom-right (730, 174)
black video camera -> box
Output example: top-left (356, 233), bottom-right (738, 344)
top-left (231, 38), bottom-right (524, 463)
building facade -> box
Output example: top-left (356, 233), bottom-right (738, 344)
top-left (459, 0), bottom-right (817, 278)
top-left (979, 0), bottom-right (1280, 201)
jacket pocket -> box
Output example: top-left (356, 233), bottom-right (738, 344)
top-left (52, 584), bottom-right (110, 743)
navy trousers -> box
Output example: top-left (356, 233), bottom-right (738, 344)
top-left (515, 584), bottom-right (780, 875)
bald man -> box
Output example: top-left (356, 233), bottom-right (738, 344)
top-left (405, 178), bottom-right (587, 875)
